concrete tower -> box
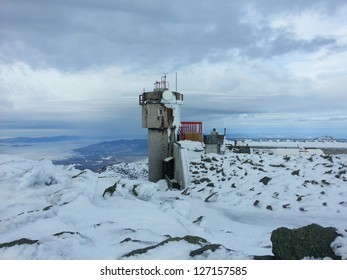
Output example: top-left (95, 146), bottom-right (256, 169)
top-left (139, 75), bottom-right (183, 182)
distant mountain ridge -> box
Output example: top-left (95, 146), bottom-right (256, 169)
top-left (74, 139), bottom-right (147, 156)
top-left (0, 135), bottom-right (82, 144)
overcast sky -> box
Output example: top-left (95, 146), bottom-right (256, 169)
top-left (1, 0), bottom-right (347, 139)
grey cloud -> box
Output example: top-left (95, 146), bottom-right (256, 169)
top-left (244, 29), bottom-right (337, 58)
top-left (250, 0), bottom-right (346, 14)
top-left (1, 0), bottom-right (344, 70)
top-left (1, 0), bottom-right (346, 139)
top-left (182, 90), bottom-right (346, 120)
top-left (0, 94), bottom-right (144, 138)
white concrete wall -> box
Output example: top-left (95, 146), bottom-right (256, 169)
top-left (173, 143), bottom-right (190, 189)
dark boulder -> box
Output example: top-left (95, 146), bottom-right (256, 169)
top-left (271, 223), bottom-right (341, 260)
top-left (102, 182), bottom-right (117, 197)
top-left (259, 176), bottom-right (272, 185)
top-left (0, 238), bottom-right (38, 248)
top-left (190, 244), bottom-right (221, 257)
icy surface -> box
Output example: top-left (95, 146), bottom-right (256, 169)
top-left (0, 142), bottom-right (346, 260)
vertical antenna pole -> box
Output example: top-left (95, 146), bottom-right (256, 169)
top-left (175, 72), bottom-right (178, 91)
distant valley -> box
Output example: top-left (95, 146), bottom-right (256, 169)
top-left (52, 139), bottom-right (148, 171)
top-left (0, 136), bottom-right (148, 171)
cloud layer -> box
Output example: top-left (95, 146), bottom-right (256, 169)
top-left (0, 0), bottom-right (346, 138)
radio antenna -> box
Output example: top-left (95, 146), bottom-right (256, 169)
top-left (175, 72), bottom-right (178, 91)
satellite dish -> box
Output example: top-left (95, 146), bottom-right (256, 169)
top-left (162, 90), bottom-right (174, 101)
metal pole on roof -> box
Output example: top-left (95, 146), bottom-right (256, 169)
top-left (175, 72), bottom-right (178, 91)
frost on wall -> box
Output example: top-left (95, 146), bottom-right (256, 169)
top-left (160, 90), bottom-right (183, 141)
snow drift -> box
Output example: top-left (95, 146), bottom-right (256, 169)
top-left (0, 143), bottom-right (346, 259)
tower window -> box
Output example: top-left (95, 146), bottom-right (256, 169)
top-left (158, 108), bottom-right (163, 116)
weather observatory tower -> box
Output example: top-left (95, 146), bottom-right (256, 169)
top-left (139, 75), bottom-right (183, 182)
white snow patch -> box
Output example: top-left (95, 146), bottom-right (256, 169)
top-left (133, 183), bottom-right (159, 201)
top-left (1, 145), bottom-right (347, 259)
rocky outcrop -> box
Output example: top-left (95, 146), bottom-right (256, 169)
top-left (0, 238), bottom-right (38, 248)
top-left (270, 224), bottom-right (341, 260)
top-left (122, 235), bottom-right (209, 258)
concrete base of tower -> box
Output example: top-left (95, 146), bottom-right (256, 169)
top-left (147, 128), bottom-right (169, 182)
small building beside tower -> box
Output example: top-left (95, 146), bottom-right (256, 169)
top-left (203, 129), bottom-right (225, 154)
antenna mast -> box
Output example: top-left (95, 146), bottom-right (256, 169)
top-left (175, 72), bottom-right (178, 91)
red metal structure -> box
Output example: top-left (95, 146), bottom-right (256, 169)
top-left (180, 121), bottom-right (203, 141)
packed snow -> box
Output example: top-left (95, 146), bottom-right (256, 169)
top-left (232, 138), bottom-right (347, 149)
top-left (0, 140), bottom-right (347, 260)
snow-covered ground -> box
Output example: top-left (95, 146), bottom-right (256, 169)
top-left (232, 138), bottom-right (347, 149)
top-left (0, 140), bottom-right (346, 259)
